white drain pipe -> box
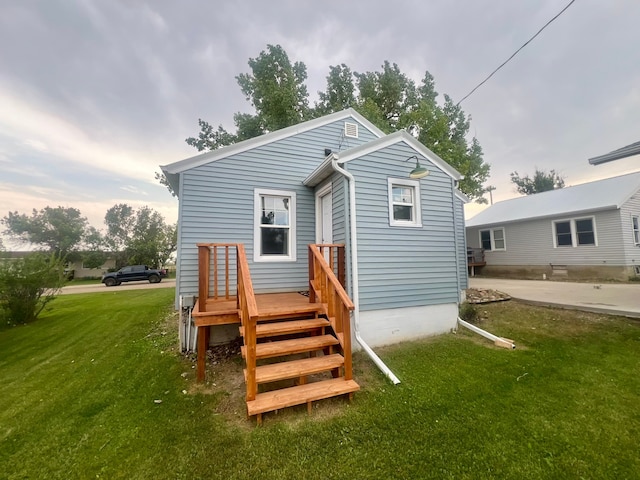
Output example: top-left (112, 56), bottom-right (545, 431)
top-left (332, 156), bottom-right (401, 385)
top-left (457, 317), bottom-right (515, 349)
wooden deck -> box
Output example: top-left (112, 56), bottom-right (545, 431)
top-left (195, 243), bottom-right (358, 422)
top-left (193, 292), bottom-right (323, 326)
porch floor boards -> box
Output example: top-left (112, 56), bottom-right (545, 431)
top-left (193, 292), bottom-right (324, 326)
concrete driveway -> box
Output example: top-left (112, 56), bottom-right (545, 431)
top-left (60, 279), bottom-right (176, 295)
top-left (469, 277), bottom-right (640, 318)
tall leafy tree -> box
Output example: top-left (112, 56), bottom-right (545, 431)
top-left (1, 206), bottom-right (88, 258)
top-left (178, 45), bottom-right (490, 202)
top-left (510, 169), bottom-right (565, 195)
top-left (104, 204), bottom-right (176, 268)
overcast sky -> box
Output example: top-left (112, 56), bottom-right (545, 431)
top-left (1, 0), bottom-right (639, 247)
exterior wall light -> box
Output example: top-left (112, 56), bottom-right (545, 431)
top-left (405, 155), bottom-right (429, 179)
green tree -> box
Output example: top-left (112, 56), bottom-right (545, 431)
top-left (1, 207), bottom-right (88, 258)
top-left (177, 45), bottom-right (491, 202)
top-left (0, 253), bottom-right (66, 325)
top-left (510, 169), bottom-right (565, 195)
top-left (104, 204), bottom-right (176, 268)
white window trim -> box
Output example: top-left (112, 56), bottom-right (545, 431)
top-left (388, 178), bottom-right (422, 228)
top-left (479, 228), bottom-right (506, 251)
top-left (552, 216), bottom-right (598, 248)
top-left (253, 188), bottom-right (297, 262)
top-left (632, 215), bottom-right (640, 246)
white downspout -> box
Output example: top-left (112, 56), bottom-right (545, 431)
top-left (331, 156), bottom-right (401, 385)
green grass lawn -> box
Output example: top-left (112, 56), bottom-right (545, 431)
top-left (1, 291), bottom-right (639, 479)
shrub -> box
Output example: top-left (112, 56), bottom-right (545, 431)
top-left (0, 253), bottom-right (66, 325)
top-left (458, 302), bottom-right (480, 324)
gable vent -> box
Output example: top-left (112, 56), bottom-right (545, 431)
top-left (344, 122), bottom-right (359, 138)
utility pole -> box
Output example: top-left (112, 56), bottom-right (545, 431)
top-left (485, 186), bottom-right (496, 205)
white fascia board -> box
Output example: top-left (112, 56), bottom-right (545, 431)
top-left (455, 189), bottom-right (471, 203)
top-left (303, 155), bottom-right (335, 187)
top-left (466, 205), bottom-right (619, 229)
top-left (336, 131), bottom-right (463, 180)
top-left (160, 108), bottom-right (385, 175)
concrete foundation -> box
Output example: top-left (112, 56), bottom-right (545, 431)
top-left (477, 264), bottom-right (636, 282)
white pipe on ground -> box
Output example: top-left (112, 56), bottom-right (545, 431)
top-left (332, 156), bottom-right (401, 385)
top-left (457, 317), bottom-right (516, 349)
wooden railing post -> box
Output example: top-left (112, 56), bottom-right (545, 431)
top-left (308, 246), bottom-right (316, 303)
top-left (197, 244), bottom-right (210, 312)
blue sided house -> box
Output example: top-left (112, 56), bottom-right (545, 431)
top-left (161, 109), bottom-right (468, 422)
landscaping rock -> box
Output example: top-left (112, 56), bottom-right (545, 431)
top-left (466, 288), bottom-right (511, 304)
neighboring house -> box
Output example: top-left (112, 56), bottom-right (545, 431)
top-left (161, 108), bottom-right (469, 348)
top-left (466, 172), bottom-right (640, 281)
top-left (2, 252), bottom-right (115, 279)
top-left (589, 140), bottom-right (640, 165)
top-left (66, 256), bottom-right (116, 279)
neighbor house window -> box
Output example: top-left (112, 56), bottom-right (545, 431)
top-left (553, 217), bottom-right (596, 247)
top-left (633, 216), bottom-right (639, 246)
top-left (254, 189), bottom-right (296, 262)
top-left (479, 228), bottom-right (506, 251)
top-left (388, 178), bottom-right (422, 227)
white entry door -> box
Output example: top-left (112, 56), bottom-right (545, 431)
top-left (316, 184), bottom-right (333, 245)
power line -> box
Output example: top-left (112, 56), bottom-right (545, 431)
top-left (457, 0), bottom-right (577, 105)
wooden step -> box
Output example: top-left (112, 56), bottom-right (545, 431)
top-left (257, 304), bottom-right (324, 321)
top-left (241, 335), bottom-right (339, 360)
top-left (244, 354), bottom-right (345, 384)
top-left (247, 378), bottom-right (360, 416)
top-left (239, 317), bottom-right (330, 338)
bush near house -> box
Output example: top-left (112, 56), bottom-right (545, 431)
top-left (0, 252), bottom-right (65, 325)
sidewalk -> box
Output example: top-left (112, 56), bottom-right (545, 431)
top-left (469, 278), bottom-right (640, 318)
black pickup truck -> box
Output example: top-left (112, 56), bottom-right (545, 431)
top-left (101, 265), bottom-right (167, 287)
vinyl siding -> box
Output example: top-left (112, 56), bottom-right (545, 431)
top-left (620, 190), bottom-right (640, 264)
top-left (466, 208), bottom-right (628, 266)
top-left (347, 142), bottom-right (459, 311)
top-left (176, 119), bottom-right (377, 298)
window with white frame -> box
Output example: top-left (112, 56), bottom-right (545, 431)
top-left (553, 217), bottom-right (596, 247)
top-left (388, 178), bottom-right (422, 227)
top-left (633, 216), bottom-right (639, 246)
top-left (479, 228), bottom-right (506, 251)
top-left (254, 189), bottom-right (296, 261)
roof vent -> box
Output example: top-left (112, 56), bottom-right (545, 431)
top-left (344, 122), bottom-right (358, 138)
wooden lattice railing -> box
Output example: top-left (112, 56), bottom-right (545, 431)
top-left (308, 244), bottom-right (354, 381)
top-left (197, 243), bottom-right (238, 312)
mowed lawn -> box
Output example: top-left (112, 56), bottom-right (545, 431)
top-left (1, 289), bottom-right (639, 479)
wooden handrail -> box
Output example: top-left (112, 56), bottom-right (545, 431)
top-left (235, 244), bottom-right (259, 401)
top-left (308, 244), bottom-right (354, 381)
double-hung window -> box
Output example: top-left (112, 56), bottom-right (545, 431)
top-left (553, 217), bottom-right (596, 247)
top-left (632, 216), bottom-right (639, 246)
top-left (388, 178), bottom-right (422, 227)
top-left (479, 228), bottom-right (506, 251)
top-left (254, 189), bottom-right (296, 262)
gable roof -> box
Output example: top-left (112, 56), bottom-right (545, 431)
top-left (161, 109), bottom-right (384, 182)
top-left (304, 130), bottom-right (462, 187)
top-left (466, 171), bottom-right (640, 228)
top-left (589, 140), bottom-right (640, 165)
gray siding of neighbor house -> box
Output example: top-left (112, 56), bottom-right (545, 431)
top-left (454, 196), bottom-right (468, 290)
top-left (346, 142), bottom-right (459, 311)
top-left (176, 119), bottom-right (379, 298)
top-left (620, 190), bottom-right (640, 265)
top-left (466, 208), bottom-right (628, 266)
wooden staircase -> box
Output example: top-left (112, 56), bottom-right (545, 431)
top-left (195, 243), bottom-right (359, 424)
